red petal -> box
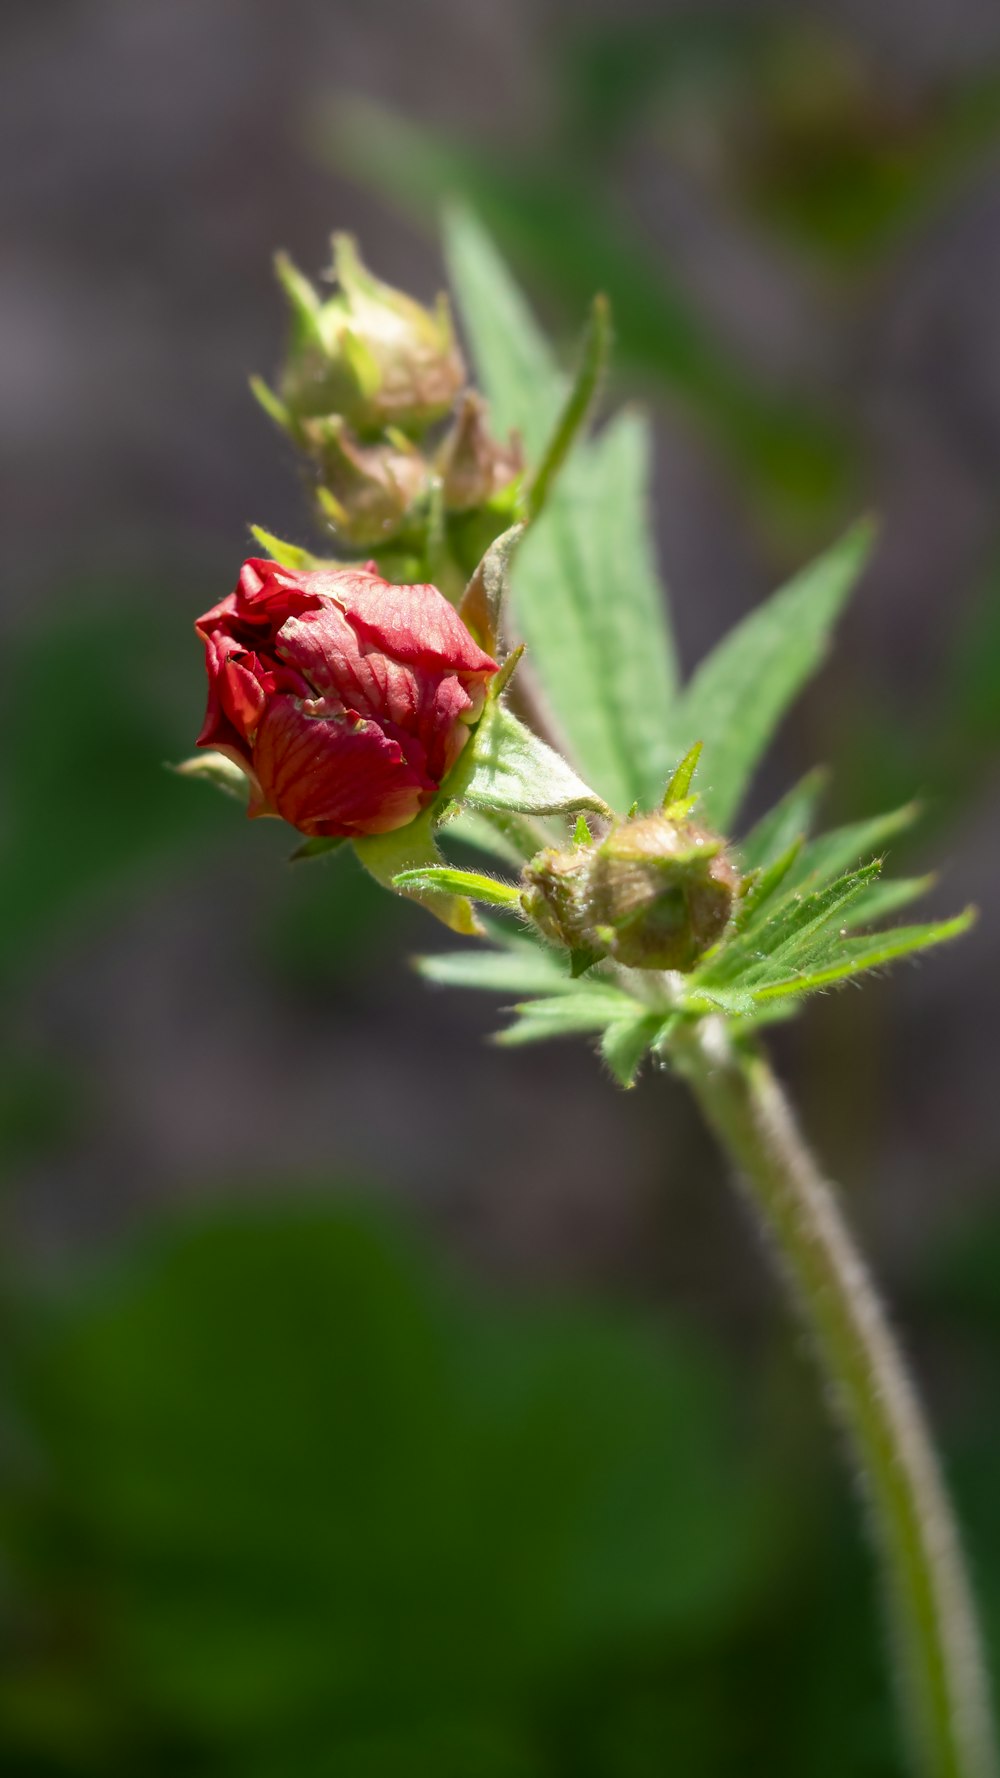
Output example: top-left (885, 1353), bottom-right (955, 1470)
top-left (312, 570), bottom-right (497, 677)
top-left (251, 697), bottom-right (434, 838)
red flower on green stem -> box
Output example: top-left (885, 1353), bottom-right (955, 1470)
top-left (195, 558), bottom-right (496, 838)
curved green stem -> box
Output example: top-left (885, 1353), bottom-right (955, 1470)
top-left (676, 1018), bottom-right (997, 1778)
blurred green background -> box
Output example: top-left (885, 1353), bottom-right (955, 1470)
top-left (2, 2), bottom-right (1000, 1772)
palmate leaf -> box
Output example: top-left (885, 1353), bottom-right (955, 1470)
top-left (747, 908), bottom-right (975, 1005)
top-left (416, 946), bottom-right (574, 997)
top-left (699, 862), bottom-right (882, 991)
top-left (670, 523), bottom-right (874, 830)
top-left (738, 769), bottom-right (827, 869)
top-left (495, 985), bottom-right (644, 1047)
top-left (601, 1013), bottom-right (669, 1089)
top-left (843, 875), bottom-right (935, 928)
top-left (445, 209), bottom-right (678, 815)
top-left (782, 803), bottom-right (919, 895)
top-left (511, 417), bottom-right (679, 812)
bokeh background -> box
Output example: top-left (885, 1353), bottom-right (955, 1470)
top-left (3, 2), bottom-right (1000, 1772)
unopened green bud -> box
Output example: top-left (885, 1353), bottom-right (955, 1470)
top-left (522, 813), bottom-right (740, 971)
top-left (305, 416), bottom-right (430, 549)
top-left (436, 392), bottom-right (524, 513)
top-left (272, 235), bottom-right (465, 438)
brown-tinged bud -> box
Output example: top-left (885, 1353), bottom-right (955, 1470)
top-left (268, 236), bottom-right (465, 439)
top-left (304, 416), bottom-right (430, 549)
top-left (436, 392), bottom-right (524, 513)
top-left (522, 813), bottom-right (740, 971)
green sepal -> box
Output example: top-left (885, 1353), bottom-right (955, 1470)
top-left (289, 835), bottom-right (347, 863)
top-left (249, 526), bottom-right (323, 571)
top-left (572, 815), bottom-right (591, 846)
top-left (171, 751), bottom-right (250, 803)
top-left (662, 740), bottom-right (703, 809)
top-left (391, 866), bottom-right (521, 908)
top-left (449, 700), bottom-right (612, 820)
top-left (273, 250), bottom-right (326, 352)
top-left (249, 376), bottom-right (294, 435)
top-left (353, 811), bottom-right (482, 935)
top-left (569, 945), bottom-right (603, 979)
top-left (458, 523), bottom-right (523, 655)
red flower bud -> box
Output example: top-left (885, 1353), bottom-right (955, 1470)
top-left (195, 559), bottom-right (497, 838)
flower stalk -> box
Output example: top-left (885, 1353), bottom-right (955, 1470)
top-left (675, 1018), bottom-right (998, 1778)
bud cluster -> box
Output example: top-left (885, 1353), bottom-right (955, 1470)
top-left (253, 235), bottom-right (523, 575)
top-left (522, 812), bottom-right (740, 972)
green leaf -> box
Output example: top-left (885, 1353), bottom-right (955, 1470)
top-left (750, 908), bottom-right (976, 1003)
top-left (512, 412), bottom-right (679, 811)
top-left (743, 863), bottom-right (883, 983)
top-left (843, 875), bottom-right (935, 929)
top-left (416, 946), bottom-right (573, 996)
top-left (525, 293), bottom-right (611, 524)
top-left (442, 210), bottom-right (678, 812)
top-left (443, 204), bottom-right (566, 456)
top-left (392, 867), bottom-right (521, 908)
top-left (738, 768), bottom-right (827, 869)
top-left (457, 701), bottom-right (611, 818)
top-left (601, 1013), bottom-right (667, 1088)
top-left (733, 839), bottom-right (803, 929)
top-left (784, 803), bottom-right (919, 894)
top-left (701, 861), bottom-right (881, 988)
top-left (673, 523), bottom-right (874, 830)
top-left (496, 986), bottom-right (641, 1046)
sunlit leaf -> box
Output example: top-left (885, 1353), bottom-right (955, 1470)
top-left (443, 205), bottom-right (566, 456)
top-left (674, 523), bottom-right (873, 829)
top-left (738, 768), bottom-right (827, 869)
top-left (416, 947), bottom-right (572, 996)
top-left (701, 862), bottom-right (881, 987)
top-left (513, 413), bottom-right (678, 811)
top-left (842, 875), bottom-right (935, 929)
top-left (749, 908), bottom-right (976, 1003)
top-left (784, 803), bottom-right (919, 895)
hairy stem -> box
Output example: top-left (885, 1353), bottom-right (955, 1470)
top-left (676, 1018), bottom-right (997, 1778)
